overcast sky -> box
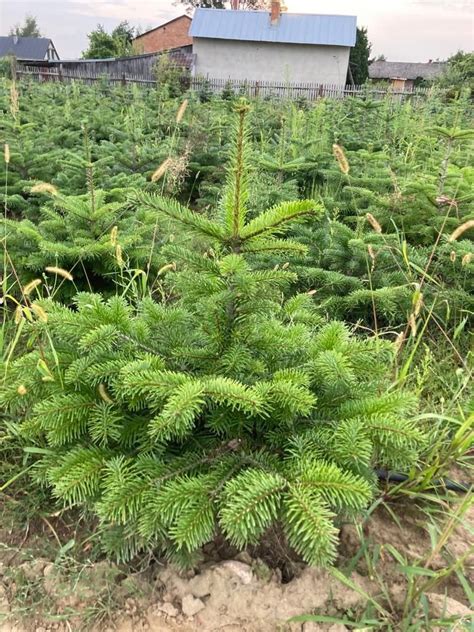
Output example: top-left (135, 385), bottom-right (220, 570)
top-left (1, 0), bottom-right (473, 61)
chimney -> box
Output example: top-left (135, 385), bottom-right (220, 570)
top-left (231, 0), bottom-right (239, 8)
top-left (13, 35), bottom-right (18, 45)
top-left (270, 0), bottom-right (281, 25)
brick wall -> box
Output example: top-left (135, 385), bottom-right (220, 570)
top-left (134, 16), bottom-right (192, 54)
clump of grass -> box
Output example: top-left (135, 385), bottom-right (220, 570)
top-left (290, 487), bottom-right (472, 630)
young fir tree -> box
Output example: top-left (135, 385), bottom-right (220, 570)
top-left (291, 116), bottom-right (474, 329)
top-left (1, 187), bottom-right (161, 298)
top-left (1, 103), bottom-right (424, 567)
top-left (282, 218), bottom-right (473, 330)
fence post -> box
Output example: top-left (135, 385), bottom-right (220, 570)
top-left (121, 73), bottom-right (126, 86)
top-left (10, 56), bottom-right (18, 81)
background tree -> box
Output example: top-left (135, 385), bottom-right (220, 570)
top-left (9, 15), bottom-right (41, 38)
top-left (82, 22), bottom-right (136, 59)
top-left (178, 0), bottom-right (225, 10)
top-left (347, 27), bottom-right (372, 85)
top-left (436, 51), bottom-right (474, 94)
top-left (177, 0), bottom-right (268, 11)
top-left (237, 0), bottom-right (269, 7)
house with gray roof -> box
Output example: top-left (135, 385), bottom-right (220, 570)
top-left (0, 36), bottom-right (59, 62)
top-left (369, 60), bottom-right (446, 90)
top-left (189, 1), bottom-right (356, 86)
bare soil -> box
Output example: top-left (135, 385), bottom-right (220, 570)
top-left (0, 498), bottom-right (472, 631)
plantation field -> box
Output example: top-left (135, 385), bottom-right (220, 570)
top-left (0, 79), bottom-right (473, 631)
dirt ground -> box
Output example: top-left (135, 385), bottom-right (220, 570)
top-left (0, 499), bottom-right (472, 632)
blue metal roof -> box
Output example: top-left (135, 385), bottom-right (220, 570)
top-left (190, 9), bottom-right (356, 47)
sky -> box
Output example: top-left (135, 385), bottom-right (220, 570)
top-left (0, 0), bottom-right (473, 61)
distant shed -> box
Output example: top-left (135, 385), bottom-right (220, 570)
top-left (369, 60), bottom-right (446, 90)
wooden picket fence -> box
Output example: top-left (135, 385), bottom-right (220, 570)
top-left (16, 62), bottom-right (434, 101)
top-left (190, 77), bottom-right (433, 100)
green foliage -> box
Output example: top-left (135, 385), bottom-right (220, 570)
top-left (9, 15), bottom-right (42, 38)
top-left (82, 22), bottom-right (136, 59)
top-left (178, 0), bottom-right (225, 9)
top-left (178, 0), bottom-right (267, 9)
top-left (1, 80), bottom-right (471, 336)
top-left (1, 104), bottom-right (425, 568)
top-left (348, 27), bottom-right (372, 85)
top-left (154, 54), bottom-right (189, 98)
top-left (1, 77), bottom-right (471, 579)
top-left (0, 56), bottom-right (14, 79)
top-left (1, 187), bottom-right (164, 296)
top-left (436, 51), bottom-right (474, 96)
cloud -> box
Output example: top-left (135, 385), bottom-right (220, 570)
top-left (69, 0), bottom-right (178, 22)
top-left (409, 0), bottom-right (473, 8)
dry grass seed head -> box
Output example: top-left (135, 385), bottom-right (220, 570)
top-left (151, 158), bottom-right (173, 182)
top-left (31, 303), bottom-right (48, 323)
top-left (98, 383), bottom-right (114, 404)
top-left (45, 266), bottom-right (74, 281)
top-left (413, 294), bottom-right (423, 318)
top-left (23, 278), bottom-right (42, 295)
top-left (157, 262), bottom-right (177, 276)
top-left (366, 213), bottom-right (382, 234)
top-left (332, 143), bottom-right (350, 175)
top-left (4, 144), bottom-right (10, 164)
top-left (408, 313), bottom-right (417, 337)
top-left (448, 220), bottom-right (474, 242)
top-left (367, 244), bottom-right (376, 271)
top-left (31, 182), bottom-right (58, 196)
top-left (115, 244), bottom-right (124, 267)
top-left (176, 99), bottom-right (188, 124)
top-left (110, 226), bottom-right (118, 247)
top-left (394, 330), bottom-right (406, 353)
top-left (14, 305), bottom-right (24, 324)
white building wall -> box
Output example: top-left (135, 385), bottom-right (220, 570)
top-left (193, 38), bottom-right (351, 86)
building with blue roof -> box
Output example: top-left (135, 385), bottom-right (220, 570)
top-left (189, 2), bottom-right (357, 86)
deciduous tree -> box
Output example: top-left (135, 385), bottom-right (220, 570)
top-left (9, 15), bottom-right (41, 38)
top-left (178, 0), bottom-right (268, 11)
top-left (437, 51), bottom-right (474, 93)
top-left (82, 22), bottom-right (136, 59)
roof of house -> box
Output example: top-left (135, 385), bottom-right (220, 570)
top-left (189, 8), bottom-right (357, 47)
top-left (0, 36), bottom-right (55, 60)
top-left (369, 60), bottom-right (446, 80)
top-left (133, 14), bottom-right (191, 41)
